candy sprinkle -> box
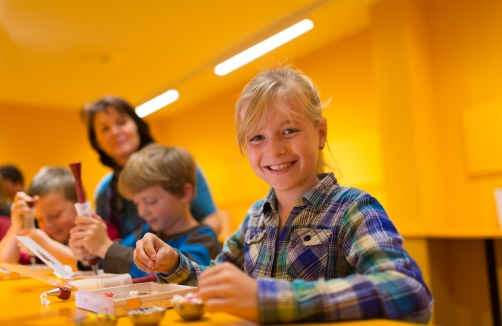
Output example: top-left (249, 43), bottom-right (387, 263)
top-left (128, 306), bottom-right (166, 315)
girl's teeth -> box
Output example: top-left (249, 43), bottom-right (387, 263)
top-left (269, 162), bottom-right (292, 171)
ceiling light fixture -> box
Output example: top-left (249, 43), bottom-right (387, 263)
top-left (214, 19), bottom-right (314, 76)
top-left (135, 89), bottom-right (180, 118)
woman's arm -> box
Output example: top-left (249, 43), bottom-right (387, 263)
top-left (190, 166), bottom-right (221, 233)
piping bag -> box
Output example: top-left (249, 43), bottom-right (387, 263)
top-left (41, 274), bottom-right (158, 301)
top-left (22, 200), bottom-right (36, 265)
top-left (69, 162), bottom-right (100, 275)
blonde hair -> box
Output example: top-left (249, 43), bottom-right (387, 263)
top-left (118, 143), bottom-right (196, 199)
top-left (27, 167), bottom-right (78, 202)
top-left (235, 65), bottom-right (330, 171)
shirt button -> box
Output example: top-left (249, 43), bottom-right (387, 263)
top-left (404, 262), bottom-right (411, 270)
top-left (304, 235), bottom-right (311, 242)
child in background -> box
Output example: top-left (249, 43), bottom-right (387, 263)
top-left (69, 144), bottom-right (220, 278)
top-left (0, 167), bottom-right (118, 267)
top-left (133, 66), bottom-right (434, 324)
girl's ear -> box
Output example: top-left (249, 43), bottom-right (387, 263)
top-left (318, 118), bottom-right (328, 148)
top-left (180, 183), bottom-right (194, 204)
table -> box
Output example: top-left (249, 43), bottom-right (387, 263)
top-left (0, 278), bottom-right (416, 326)
top-left (405, 229), bottom-right (502, 326)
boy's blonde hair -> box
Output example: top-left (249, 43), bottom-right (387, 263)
top-left (27, 167), bottom-right (78, 202)
top-left (235, 65), bottom-right (329, 170)
top-left (118, 143), bottom-right (196, 199)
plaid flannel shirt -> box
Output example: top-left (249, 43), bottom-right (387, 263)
top-left (157, 173), bottom-right (433, 324)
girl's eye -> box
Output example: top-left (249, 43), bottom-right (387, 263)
top-left (117, 118), bottom-right (127, 126)
top-left (145, 199), bottom-right (157, 205)
top-left (249, 135), bottom-right (264, 142)
top-left (283, 128), bottom-right (299, 135)
top-left (100, 126), bottom-right (110, 133)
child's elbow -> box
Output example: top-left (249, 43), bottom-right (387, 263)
top-left (398, 281), bottom-right (434, 324)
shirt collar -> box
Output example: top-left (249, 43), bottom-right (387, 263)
top-left (254, 172), bottom-right (339, 216)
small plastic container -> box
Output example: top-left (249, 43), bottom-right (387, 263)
top-left (127, 306), bottom-right (166, 326)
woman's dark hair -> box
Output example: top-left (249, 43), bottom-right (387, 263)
top-left (81, 96), bottom-right (155, 170)
top-left (81, 96), bottom-right (155, 231)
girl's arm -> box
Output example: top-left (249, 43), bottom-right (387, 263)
top-left (152, 208), bottom-right (253, 286)
top-left (255, 195), bottom-right (433, 324)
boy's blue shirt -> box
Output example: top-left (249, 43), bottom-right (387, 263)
top-left (103, 223), bottom-right (220, 278)
top-left (156, 173), bottom-right (434, 324)
top-left (95, 165), bottom-right (217, 239)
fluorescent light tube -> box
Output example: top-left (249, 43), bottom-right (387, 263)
top-left (214, 19), bottom-right (314, 76)
top-left (135, 89), bottom-right (179, 118)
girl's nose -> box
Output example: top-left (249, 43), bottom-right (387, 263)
top-left (264, 138), bottom-right (286, 157)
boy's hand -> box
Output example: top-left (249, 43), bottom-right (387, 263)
top-left (17, 228), bottom-right (49, 255)
top-left (68, 235), bottom-right (92, 262)
top-left (69, 213), bottom-right (113, 258)
top-left (134, 232), bottom-right (179, 274)
top-left (198, 262), bottom-right (259, 323)
top-left (10, 192), bottom-right (37, 230)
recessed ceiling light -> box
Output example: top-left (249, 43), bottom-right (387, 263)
top-left (214, 19), bottom-right (314, 76)
top-left (135, 89), bottom-right (179, 118)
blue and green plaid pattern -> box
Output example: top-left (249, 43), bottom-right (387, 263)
top-left (157, 173), bottom-right (433, 324)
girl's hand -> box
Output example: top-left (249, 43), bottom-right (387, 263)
top-left (198, 262), bottom-right (259, 322)
top-left (133, 232), bottom-right (178, 274)
top-left (69, 213), bottom-right (113, 258)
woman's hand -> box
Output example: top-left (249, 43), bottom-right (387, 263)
top-left (69, 213), bottom-right (113, 258)
top-left (198, 262), bottom-right (259, 322)
top-left (134, 232), bottom-right (179, 274)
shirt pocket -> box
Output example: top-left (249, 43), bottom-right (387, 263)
top-left (286, 228), bottom-right (332, 281)
top-left (244, 229), bottom-right (267, 276)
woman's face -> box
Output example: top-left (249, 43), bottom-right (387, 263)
top-left (93, 107), bottom-right (141, 167)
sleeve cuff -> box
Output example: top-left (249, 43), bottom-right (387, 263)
top-left (155, 248), bottom-right (196, 286)
top-left (257, 278), bottom-right (296, 324)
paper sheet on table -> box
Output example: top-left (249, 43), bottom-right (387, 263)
top-left (0, 263), bottom-right (78, 291)
top-left (16, 236), bottom-right (73, 278)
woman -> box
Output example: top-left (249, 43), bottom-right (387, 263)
top-left (81, 96), bottom-right (222, 239)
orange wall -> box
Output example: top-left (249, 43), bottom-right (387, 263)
top-left (0, 105), bottom-right (170, 206)
top-left (1, 1), bottom-right (502, 323)
top-left (158, 29), bottom-right (379, 231)
top-left (0, 105), bottom-right (106, 202)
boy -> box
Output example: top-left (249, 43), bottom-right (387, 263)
top-left (69, 144), bottom-right (220, 278)
top-left (0, 167), bottom-right (83, 267)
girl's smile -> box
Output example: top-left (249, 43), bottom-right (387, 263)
top-left (246, 108), bottom-right (326, 202)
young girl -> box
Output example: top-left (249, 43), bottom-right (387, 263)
top-left (133, 66), bottom-right (433, 324)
